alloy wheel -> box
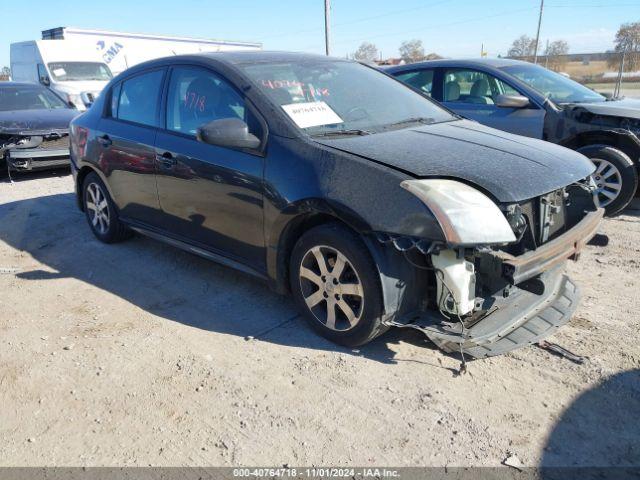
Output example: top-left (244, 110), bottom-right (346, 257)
top-left (591, 158), bottom-right (623, 208)
top-left (299, 245), bottom-right (364, 331)
top-left (86, 182), bottom-right (111, 235)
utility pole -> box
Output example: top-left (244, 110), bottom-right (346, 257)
top-left (545, 39), bottom-right (549, 68)
top-left (614, 49), bottom-right (626, 98)
top-left (324, 0), bottom-right (331, 56)
top-left (533, 0), bottom-right (544, 64)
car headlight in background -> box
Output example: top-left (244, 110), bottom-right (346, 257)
top-left (401, 179), bottom-right (516, 245)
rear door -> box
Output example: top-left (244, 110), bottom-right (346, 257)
top-left (96, 67), bottom-right (166, 225)
top-left (153, 64), bottom-right (267, 269)
top-left (439, 67), bottom-right (545, 138)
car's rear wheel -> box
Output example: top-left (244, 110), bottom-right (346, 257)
top-left (82, 172), bottom-right (131, 243)
top-left (578, 145), bottom-right (638, 216)
top-left (289, 223), bottom-right (387, 347)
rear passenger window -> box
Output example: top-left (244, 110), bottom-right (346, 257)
top-left (395, 70), bottom-right (434, 97)
top-left (116, 70), bottom-right (164, 127)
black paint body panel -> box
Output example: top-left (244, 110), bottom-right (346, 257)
top-left (69, 52), bottom-right (595, 293)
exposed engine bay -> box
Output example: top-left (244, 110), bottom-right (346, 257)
top-left (372, 178), bottom-right (603, 359)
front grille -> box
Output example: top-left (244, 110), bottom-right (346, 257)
top-left (37, 135), bottom-right (70, 150)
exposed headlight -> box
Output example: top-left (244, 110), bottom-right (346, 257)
top-left (400, 179), bottom-right (516, 245)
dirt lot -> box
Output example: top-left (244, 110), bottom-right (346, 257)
top-left (0, 170), bottom-right (638, 467)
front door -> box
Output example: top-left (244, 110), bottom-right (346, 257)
top-left (440, 68), bottom-right (545, 138)
top-left (96, 68), bottom-right (166, 225)
top-left (154, 65), bottom-right (266, 269)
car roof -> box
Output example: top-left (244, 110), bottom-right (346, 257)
top-left (199, 50), bottom-right (348, 65)
top-left (387, 57), bottom-right (531, 72)
top-left (134, 51), bottom-right (350, 70)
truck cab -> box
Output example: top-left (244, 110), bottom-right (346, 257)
top-left (10, 40), bottom-right (113, 111)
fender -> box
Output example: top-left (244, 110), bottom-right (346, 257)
top-left (559, 129), bottom-right (640, 164)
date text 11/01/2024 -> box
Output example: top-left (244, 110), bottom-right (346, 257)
top-left (232, 468), bottom-right (400, 478)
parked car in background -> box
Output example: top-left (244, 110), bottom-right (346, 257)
top-left (0, 82), bottom-right (78, 176)
top-left (388, 59), bottom-right (640, 216)
top-left (70, 52), bottom-right (602, 359)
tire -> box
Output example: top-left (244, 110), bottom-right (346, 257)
top-left (289, 222), bottom-right (387, 347)
top-left (577, 144), bottom-right (638, 217)
top-left (82, 172), bottom-right (131, 243)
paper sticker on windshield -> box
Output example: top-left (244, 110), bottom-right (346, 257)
top-left (281, 101), bottom-right (343, 129)
top-left (52, 68), bottom-right (66, 76)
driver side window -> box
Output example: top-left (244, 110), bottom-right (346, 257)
top-left (166, 66), bottom-right (251, 136)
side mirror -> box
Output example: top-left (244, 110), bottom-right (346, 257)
top-left (39, 75), bottom-right (51, 86)
top-left (495, 94), bottom-right (530, 108)
top-left (197, 118), bottom-right (261, 150)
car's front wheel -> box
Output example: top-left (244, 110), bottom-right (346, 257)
top-left (290, 223), bottom-right (387, 347)
top-left (82, 172), bottom-right (131, 243)
top-left (578, 145), bottom-right (638, 216)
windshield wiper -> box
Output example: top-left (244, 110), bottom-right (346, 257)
top-left (385, 117), bottom-right (436, 128)
top-left (312, 129), bottom-right (372, 137)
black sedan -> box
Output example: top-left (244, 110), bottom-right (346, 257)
top-left (69, 52), bottom-right (602, 358)
top-left (0, 82), bottom-right (78, 176)
top-left (388, 58), bottom-right (640, 216)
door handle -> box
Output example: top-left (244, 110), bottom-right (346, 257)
top-left (97, 134), bottom-right (112, 147)
top-left (156, 151), bottom-right (176, 168)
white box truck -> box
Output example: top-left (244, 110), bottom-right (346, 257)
top-left (41, 27), bottom-right (262, 76)
top-left (10, 40), bottom-right (112, 111)
top-left (11, 27), bottom-right (262, 111)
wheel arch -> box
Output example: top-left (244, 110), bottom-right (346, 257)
top-left (268, 203), bottom-right (368, 295)
top-left (75, 164), bottom-right (115, 211)
top-left (268, 203), bottom-right (429, 322)
top-left (561, 130), bottom-right (640, 167)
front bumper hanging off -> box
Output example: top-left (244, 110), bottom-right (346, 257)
top-left (425, 268), bottom-right (579, 358)
top-left (388, 208), bottom-right (603, 358)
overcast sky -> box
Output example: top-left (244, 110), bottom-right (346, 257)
top-left (1, 0), bottom-right (637, 66)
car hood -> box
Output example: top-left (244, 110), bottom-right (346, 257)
top-left (0, 109), bottom-right (79, 135)
top-left (565, 98), bottom-right (640, 120)
top-left (315, 119), bottom-right (595, 203)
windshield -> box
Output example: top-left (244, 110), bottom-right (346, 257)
top-left (0, 85), bottom-right (69, 111)
top-left (501, 63), bottom-right (605, 104)
top-left (241, 60), bottom-right (455, 135)
top-left (47, 62), bottom-right (113, 82)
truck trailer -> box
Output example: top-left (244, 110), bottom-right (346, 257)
top-left (11, 27), bottom-right (262, 110)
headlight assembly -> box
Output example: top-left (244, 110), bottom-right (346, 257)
top-left (401, 179), bottom-right (516, 245)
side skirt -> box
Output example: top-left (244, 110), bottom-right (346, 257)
top-left (124, 221), bottom-right (269, 282)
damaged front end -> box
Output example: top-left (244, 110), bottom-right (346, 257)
top-left (375, 178), bottom-right (603, 358)
top-left (1, 129), bottom-right (71, 174)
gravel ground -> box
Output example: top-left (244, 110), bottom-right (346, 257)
top-left (0, 170), bottom-right (638, 467)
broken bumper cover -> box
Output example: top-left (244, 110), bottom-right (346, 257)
top-left (495, 208), bottom-right (604, 285)
top-left (407, 267), bottom-right (580, 358)
top-left (6, 148), bottom-right (70, 171)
